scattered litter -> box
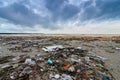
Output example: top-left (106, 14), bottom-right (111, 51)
top-left (63, 64), bottom-right (70, 69)
top-left (115, 47), bottom-right (120, 51)
top-left (42, 45), bottom-right (64, 52)
top-left (54, 74), bottom-right (60, 79)
top-left (48, 59), bottom-right (53, 64)
top-left (85, 56), bottom-right (90, 62)
top-left (0, 46), bottom-right (115, 80)
top-left (77, 47), bottom-right (82, 49)
top-left (103, 75), bottom-right (110, 80)
top-left (1, 64), bottom-right (10, 69)
top-left (25, 58), bottom-right (36, 65)
top-left (68, 66), bottom-right (75, 72)
top-left (61, 74), bottom-right (73, 80)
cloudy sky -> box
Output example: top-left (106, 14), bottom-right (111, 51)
top-left (0, 0), bottom-right (120, 34)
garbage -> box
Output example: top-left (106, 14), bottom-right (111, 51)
top-left (1, 64), bottom-right (10, 69)
top-left (10, 72), bottom-right (18, 80)
top-left (103, 75), bottom-right (110, 80)
top-left (12, 56), bottom-right (20, 61)
top-left (63, 64), bottom-right (70, 69)
top-left (49, 74), bottom-right (54, 79)
top-left (48, 59), bottom-right (53, 64)
top-left (54, 74), bottom-right (60, 79)
top-left (25, 58), bottom-right (36, 65)
top-left (95, 55), bottom-right (107, 61)
top-left (115, 47), bottom-right (120, 51)
top-left (61, 74), bottom-right (73, 80)
top-left (68, 66), bottom-right (75, 72)
top-left (77, 46), bottom-right (82, 49)
top-left (42, 45), bottom-right (64, 52)
top-left (49, 74), bottom-right (60, 79)
top-left (0, 46), bottom-right (115, 80)
top-left (71, 58), bottom-right (81, 63)
top-left (12, 64), bottom-right (19, 68)
top-left (85, 56), bottom-right (90, 62)
top-left (0, 56), bottom-right (14, 64)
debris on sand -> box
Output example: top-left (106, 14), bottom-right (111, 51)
top-left (42, 45), bottom-right (64, 52)
top-left (0, 46), bottom-right (115, 80)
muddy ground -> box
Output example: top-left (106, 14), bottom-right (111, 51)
top-left (0, 34), bottom-right (120, 80)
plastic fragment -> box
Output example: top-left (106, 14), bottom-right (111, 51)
top-left (48, 59), bottom-right (53, 64)
top-left (25, 58), bottom-right (36, 65)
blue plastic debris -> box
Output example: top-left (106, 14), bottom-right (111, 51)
top-left (103, 75), bottom-right (110, 80)
top-left (48, 59), bottom-right (53, 64)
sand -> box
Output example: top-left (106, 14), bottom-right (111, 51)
top-left (0, 34), bottom-right (120, 80)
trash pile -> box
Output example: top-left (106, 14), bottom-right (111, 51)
top-left (6, 40), bottom-right (32, 52)
top-left (6, 40), bottom-right (43, 52)
top-left (0, 46), bottom-right (115, 80)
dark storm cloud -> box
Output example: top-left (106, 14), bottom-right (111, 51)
top-left (0, 0), bottom-right (120, 29)
top-left (98, 0), bottom-right (120, 18)
top-left (60, 4), bottom-right (80, 20)
top-left (45, 0), bottom-right (80, 21)
top-left (0, 2), bottom-right (47, 26)
top-left (80, 0), bottom-right (120, 20)
top-left (45, 0), bottom-right (67, 11)
top-left (0, 1), bottom-right (2, 5)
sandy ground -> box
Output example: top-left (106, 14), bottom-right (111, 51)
top-left (0, 35), bottom-right (120, 80)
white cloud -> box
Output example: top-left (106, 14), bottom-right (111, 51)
top-left (0, 0), bottom-right (18, 7)
top-left (68, 0), bottom-right (90, 6)
top-left (91, 0), bottom-right (96, 7)
top-left (48, 20), bottom-right (120, 34)
top-left (0, 19), bottom-right (120, 34)
top-left (24, 0), bottom-right (51, 18)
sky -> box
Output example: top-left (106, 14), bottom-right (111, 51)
top-left (0, 0), bottom-right (120, 34)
